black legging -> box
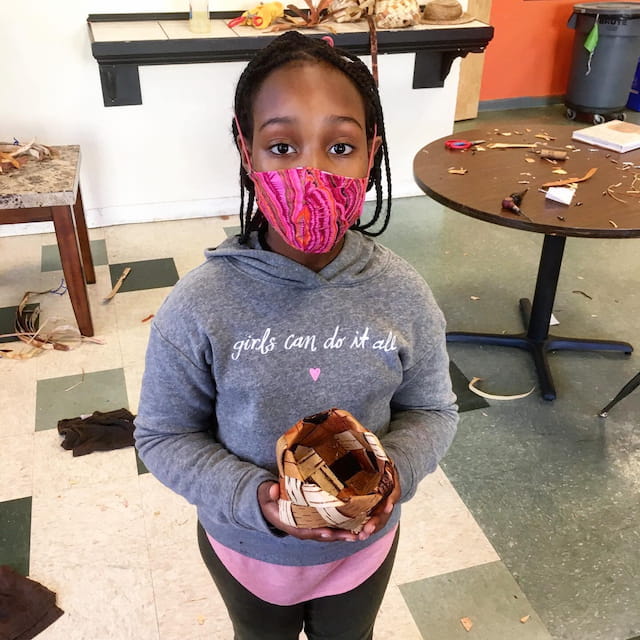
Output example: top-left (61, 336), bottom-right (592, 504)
top-left (197, 522), bottom-right (399, 640)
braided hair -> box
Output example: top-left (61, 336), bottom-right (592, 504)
top-left (232, 30), bottom-right (392, 243)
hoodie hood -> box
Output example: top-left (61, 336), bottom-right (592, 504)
top-left (204, 230), bottom-right (391, 289)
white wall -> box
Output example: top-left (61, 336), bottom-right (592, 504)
top-left (0, 0), bottom-right (462, 236)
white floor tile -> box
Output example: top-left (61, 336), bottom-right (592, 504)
top-left (391, 466), bottom-right (499, 585)
top-left (0, 432), bottom-right (33, 501)
top-left (32, 428), bottom-right (139, 496)
top-left (375, 583), bottom-right (424, 640)
top-left (0, 357), bottom-right (37, 435)
top-left (148, 533), bottom-right (234, 640)
top-left (31, 563), bottom-right (159, 640)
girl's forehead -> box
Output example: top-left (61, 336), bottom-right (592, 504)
top-left (252, 61), bottom-right (366, 121)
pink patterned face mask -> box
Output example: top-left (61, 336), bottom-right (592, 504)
top-left (236, 117), bottom-right (376, 254)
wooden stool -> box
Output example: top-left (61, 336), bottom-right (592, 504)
top-left (0, 145), bottom-right (95, 336)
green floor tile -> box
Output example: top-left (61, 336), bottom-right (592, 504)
top-left (109, 258), bottom-right (179, 293)
top-left (41, 239), bottom-right (108, 272)
top-left (35, 368), bottom-right (129, 432)
top-left (450, 360), bottom-right (489, 413)
top-left (135, 449), bottom-right (149, 475)
top-left (441, 401), bottom-right (640, 640)
top-left (0, 303), bottom-right (38, 344)
top-left (0, 497), bottom-right (32, 576)
top-left (399, 561), bottom-right (552, 640)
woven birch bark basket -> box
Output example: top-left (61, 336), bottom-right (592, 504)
top-left (275, 408), bottom-right (395, 534)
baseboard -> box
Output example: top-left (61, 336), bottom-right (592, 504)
top-left (479, 95), bottom-right (564, 112)
top-left (0, 197), bottom-right (240, 238)
top-left (0, 182), bottom-right (426, 237)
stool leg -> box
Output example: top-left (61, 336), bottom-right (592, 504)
top-left (51, 205), bottom-right (94, 337)
top-left (598, 371), bottom-right (640, 417)
top-left (72, 186), bottom-right (96, 284)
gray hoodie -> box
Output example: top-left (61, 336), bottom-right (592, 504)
top-left (134, 230), bottom-right (458, 566)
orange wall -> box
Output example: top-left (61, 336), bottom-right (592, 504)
top-left (480, 0), bottom-right (590, 101)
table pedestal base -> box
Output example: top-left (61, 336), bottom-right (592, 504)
top-left (448, 296), bottom-right (632, 401)
top-left (446, 233), bottom-right (632, 401)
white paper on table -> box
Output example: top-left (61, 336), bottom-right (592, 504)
top-left (546, 186), bottom-right (575, 206)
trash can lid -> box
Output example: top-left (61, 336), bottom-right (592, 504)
top-left (573, 2), bottom-right (640, 17)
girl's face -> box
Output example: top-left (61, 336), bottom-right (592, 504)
top-left (248, 61), bottom-right (372, 178)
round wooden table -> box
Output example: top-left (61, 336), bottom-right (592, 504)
top-left (413, 123), bottom-right (640, 401)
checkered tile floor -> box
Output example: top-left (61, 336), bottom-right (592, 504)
top-left (2, 199), bottom-right (639, 639)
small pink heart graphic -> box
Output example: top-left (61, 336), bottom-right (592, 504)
top-left (309, 368), bottom-right (321, 381)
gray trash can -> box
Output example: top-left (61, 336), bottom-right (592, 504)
top-left (566, 2), bottom-right (640, 123)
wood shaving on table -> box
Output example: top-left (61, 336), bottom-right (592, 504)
top-left (541, 167), bottom-right (597, 188)
top-left (525, 158), bottom-right (536, 163)
top-left (605, 183), bottom-right (626, 204)
top-left (552, 169), bottom-right (568, 174)
top-left (520, 615), bottom-right (531, 624)
top-left (609, 219), bottom-right (619, 228)
top-left (468, 377), bottom-right (535, 401)
top-left (448, 167), bottom-right (468, 175)
top-left (487, 143), bottom-right (537, 149)
top-left (460, 617), bottom-right (473, 632)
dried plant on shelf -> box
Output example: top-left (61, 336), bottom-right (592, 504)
top-left (329, 0), bottom-right (375, 23)
top-left (269, 0), bottom-right (336, 33)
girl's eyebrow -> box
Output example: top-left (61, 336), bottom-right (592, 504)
top-left (259, 116), bottom-right (296, 131)
top-left (326, 115), bottom-right (364, 130)
top-left (258, 115), bottom-right (363, 131)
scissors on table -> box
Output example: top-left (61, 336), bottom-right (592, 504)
top-left (444, 139), bottom-right (486, 150)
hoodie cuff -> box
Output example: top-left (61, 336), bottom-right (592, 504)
top-left (382, 444), bottom-right (416, 503)
top-left (231, 469), bottom-right (287, 537)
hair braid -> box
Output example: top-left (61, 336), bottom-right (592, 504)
top-left (232, 31), bottom-right (392, 243)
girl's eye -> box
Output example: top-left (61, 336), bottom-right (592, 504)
top-left (329, 143), bottom-right (354, 156)
top-left (269, 143), bottom-right (295, 156)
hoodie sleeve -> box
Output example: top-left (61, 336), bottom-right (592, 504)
top-left (379, 299), bottom-right (459, 504)
top-left (134, 319), bottom-right (278, 536)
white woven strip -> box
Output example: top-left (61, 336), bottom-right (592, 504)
top-left (285, 476), bottom-right (307, 505)
top-left (278, 500), bottom-right (297, 527)
top-left (334, 431), bottom-right (363, 451)
top-left (363, 432), bottom-right (388, 461)
top-left (316, 505), bottom-right (352, 526)
top-left (302, 484), bottom-right (345, 508)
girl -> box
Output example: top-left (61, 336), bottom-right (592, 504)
top-left (135, 30), bottom-right (458, 640)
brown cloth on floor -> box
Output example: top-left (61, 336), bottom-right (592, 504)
top-left (0, 565), bottom-right (63, 640)
top-left (57, 408), bottom-right (136, 457)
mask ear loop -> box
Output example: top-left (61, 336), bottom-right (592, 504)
top-left (365, 124), bottom-right (378, 178)
top-left (234, 114), bottom-right (254, 174)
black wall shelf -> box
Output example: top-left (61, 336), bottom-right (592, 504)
top-left (88, 12), bottom-right (494, 107)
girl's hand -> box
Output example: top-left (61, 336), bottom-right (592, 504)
top-left (356, 466), bottom-right (401, 542)
top-left (258, 481), bottom-right (359, 542)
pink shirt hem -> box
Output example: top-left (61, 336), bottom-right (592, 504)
top-left (207, 525), bottom-right (398, 606)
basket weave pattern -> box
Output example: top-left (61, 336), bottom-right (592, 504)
top-left (276, 408), bottom-right (395, 534)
